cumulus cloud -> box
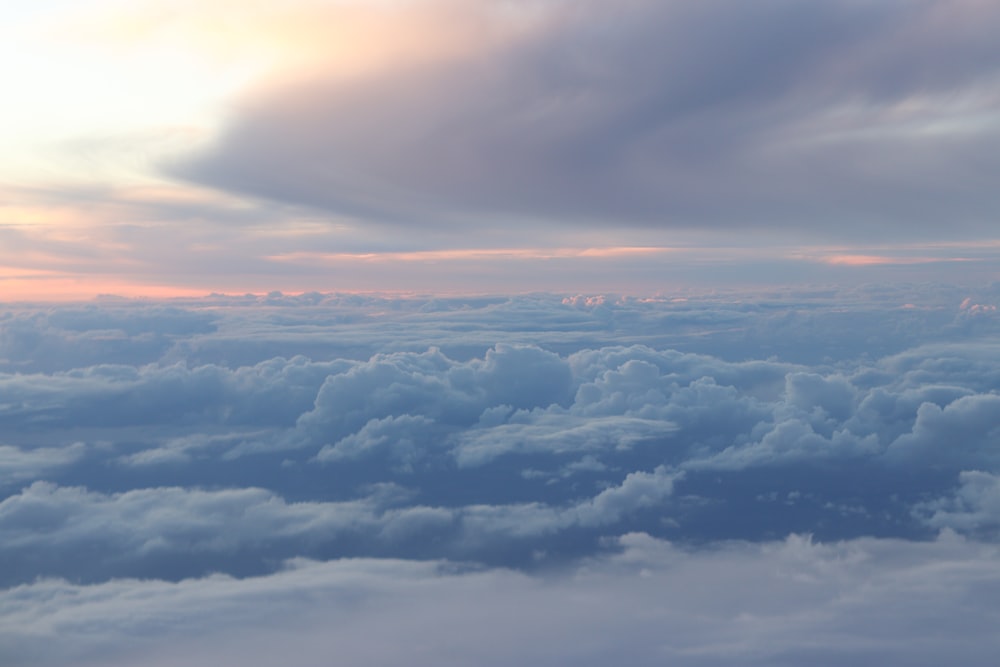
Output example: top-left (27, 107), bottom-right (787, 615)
top-left (4, 288), bottom-right (1000, 666)
top-left (0, 480), bottom-right (460, 585)
top-left (0, 462), bottom-right (680, 586)
top-left (314, 414), bottom-right (439, 469)
top-left (916, 471), bottom-right (1000, 537)
top-left (177, 0), bottom-right (1000, 238)
top-left (453, 412), bottom-right (677, 468)
top-left (0, 304), bottom-right (216, 373)
top-left (886, 394), bottom-right (1000, 468)
top-left (289, 344), bottom-right (574, 451)
top-left (3, 291), bottom-right (1000, 534)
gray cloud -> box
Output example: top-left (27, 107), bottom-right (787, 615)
top-left (453, 412), bottom-right (678, 468)
top-left (289, 343), bottom-right (574, 452)
top-left (886, 394), bottom-right (1000, 467)
top-left (916, 470), bottom-right (1000, 537)
top-left (0, 443), bottom-right (86, 488)
top-left (4, 286), bottom-right (1000, 666)
top-left (0, 481), bottom-right (445, 584)
top-left (3, 289), bottom-right (999, 522)
top-left (0, 463), bottom-right (679, 586)
top-left (3, 532), bottom-right (1000, 667)
top-left (176, 0), bottom-right (1000, 238)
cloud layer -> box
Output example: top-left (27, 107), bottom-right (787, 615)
top-left (4, 532), bottom-right (1000, 667)
top-left (3, 285), bottom-right (1000, 664)
top-left (179, 0), bottom-right (1000, 238)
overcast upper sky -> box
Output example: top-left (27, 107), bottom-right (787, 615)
top-left (2, 0), bottom-right (1000, 298)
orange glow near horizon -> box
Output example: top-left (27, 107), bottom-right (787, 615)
top-left (0, 245), bottom-right (680, 302)
top-left (3, 239), bottom-right (997, 302)
top-left (266, 246), bottom-right (678, 264)
top-left (0, 275), bottom-right (213, 302)
top-left (821, 254), bottom-right (980, 266)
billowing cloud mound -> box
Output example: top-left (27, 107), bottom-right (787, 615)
top-left (2, 285), bottom-right (1000, 664)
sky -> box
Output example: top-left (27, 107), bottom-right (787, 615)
top-left (4, 1), bottom-right (1000, 665)
top-left (2, 0), bottom-right (1000, 299)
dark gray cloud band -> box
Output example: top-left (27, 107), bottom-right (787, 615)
top-left (177, 0), bottom-right (1000, 238)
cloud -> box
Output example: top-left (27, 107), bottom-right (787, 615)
top-left (4, 289), bottom-right (1000, 583)
top-left (0, 479), bottom-right (475, 585)
top-left (886, 394), bottom-right (1000, 468)
top-left (0, 462), bottom-right (680, 586)
top-left (0, 443), bottom-right (86, 488)
top-left (288, 344), bottom-right (574, 452)
top-left (314, 414), bottom-right (439, 469)
top-left (453, 411), bottom-right (678, 468)
top-left (3, 532), bottom-right (1000, 667)
top-left (177, 0), bottom-right (1000, 238)
top-left (3, 287), bottom-right (1000, 665)
top-left (915, 470), bottom-right (1000, 537)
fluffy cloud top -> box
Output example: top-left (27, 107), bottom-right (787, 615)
top-left (3, 287), bottom-right (1000, 664)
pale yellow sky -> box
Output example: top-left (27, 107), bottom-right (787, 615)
top-left (0, 0), bottom-right (534, 182)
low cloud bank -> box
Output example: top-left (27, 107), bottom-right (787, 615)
top-left (3, 532), bottom-right (999, 667)
top-left (2, 288), bottom-right (1000, 664)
